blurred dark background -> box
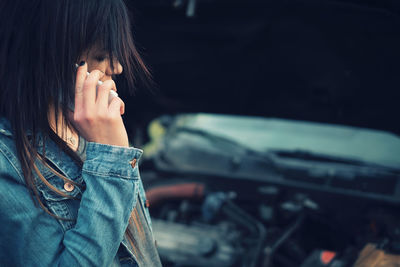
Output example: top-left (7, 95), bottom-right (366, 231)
top-left (118, 2), bottom-right (400, 265)
top-left (121, 0), bottom-right (400, 139)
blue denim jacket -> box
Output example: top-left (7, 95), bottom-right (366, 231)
top-left (0, 117), bottom-right (153, 266)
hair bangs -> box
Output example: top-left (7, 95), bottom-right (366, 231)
top-left (80, 0), bottom-right (150, 93)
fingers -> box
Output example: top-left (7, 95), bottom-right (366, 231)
top-left (74, 64), bottom-right (123, 122)
top-left (74, 61), bottom-right (88, 110)
top-left (108, 96), bottom-right (125, 115)
top-left (75, 62), bottom-right (106, 111)
top-left (96, 80), bottom-right (116, 108)
top-left (82, 70), bottom-right (104, 110)
top-left (120, 100), bottom-right (125, 115)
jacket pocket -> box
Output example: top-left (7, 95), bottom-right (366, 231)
top-left (36, 174), bottom-right (83, 201)
top-left (35, 171), bottom-right (84, 231)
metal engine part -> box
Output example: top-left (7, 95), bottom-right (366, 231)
top-left (152, 219), bottom-right (239, 267)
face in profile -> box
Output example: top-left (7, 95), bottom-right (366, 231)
top-left (78, 45), bottom-right (124, 83)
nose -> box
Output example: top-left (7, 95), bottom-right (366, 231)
top-left (105, 59), bottom-right (123, 76)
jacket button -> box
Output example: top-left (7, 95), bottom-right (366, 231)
top-left (130, 159), bottom-right (137, 168)
top-left (64, 182), bottom-right (74, 192)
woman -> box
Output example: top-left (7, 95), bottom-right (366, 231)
top-left (0, 0), bottom-right (162, 266)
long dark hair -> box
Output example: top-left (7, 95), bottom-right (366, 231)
top-left (0, 0), bottom-right (150, 253)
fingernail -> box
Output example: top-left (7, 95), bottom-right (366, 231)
top-left (79, 61), bottom-right (86, 66)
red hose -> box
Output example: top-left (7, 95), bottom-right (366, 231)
top-left (146, 182), bottom-right (205, 207)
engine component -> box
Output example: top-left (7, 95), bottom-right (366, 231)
top-left (149, 114), bottom-right (400, 205)
top-left (353, 243), bottom-right (400, 267)
top-left (152, 219), bottom-right (239, 267)
top-left (299, 250), bottom-right (346, 267)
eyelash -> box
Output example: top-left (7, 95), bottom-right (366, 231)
top-left (95, 56), bottom-right (106, 62)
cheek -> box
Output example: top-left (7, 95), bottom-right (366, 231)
top-left (86, 60), bottom-right (107, 73)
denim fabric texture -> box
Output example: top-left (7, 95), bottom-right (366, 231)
top-left (0, 117), bottom-right (153, 267)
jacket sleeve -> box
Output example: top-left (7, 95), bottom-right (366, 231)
top-left (0, 142), bottom-right (142, 267)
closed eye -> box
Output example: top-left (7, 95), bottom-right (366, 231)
top-left (95, 55), bottom-right (106, 62)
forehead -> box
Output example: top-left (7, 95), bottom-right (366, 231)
top-left (80, 44), bottom-right (107, 58)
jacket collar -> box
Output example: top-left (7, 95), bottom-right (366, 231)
top-left (0, 116), bottom-right (82, 182)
